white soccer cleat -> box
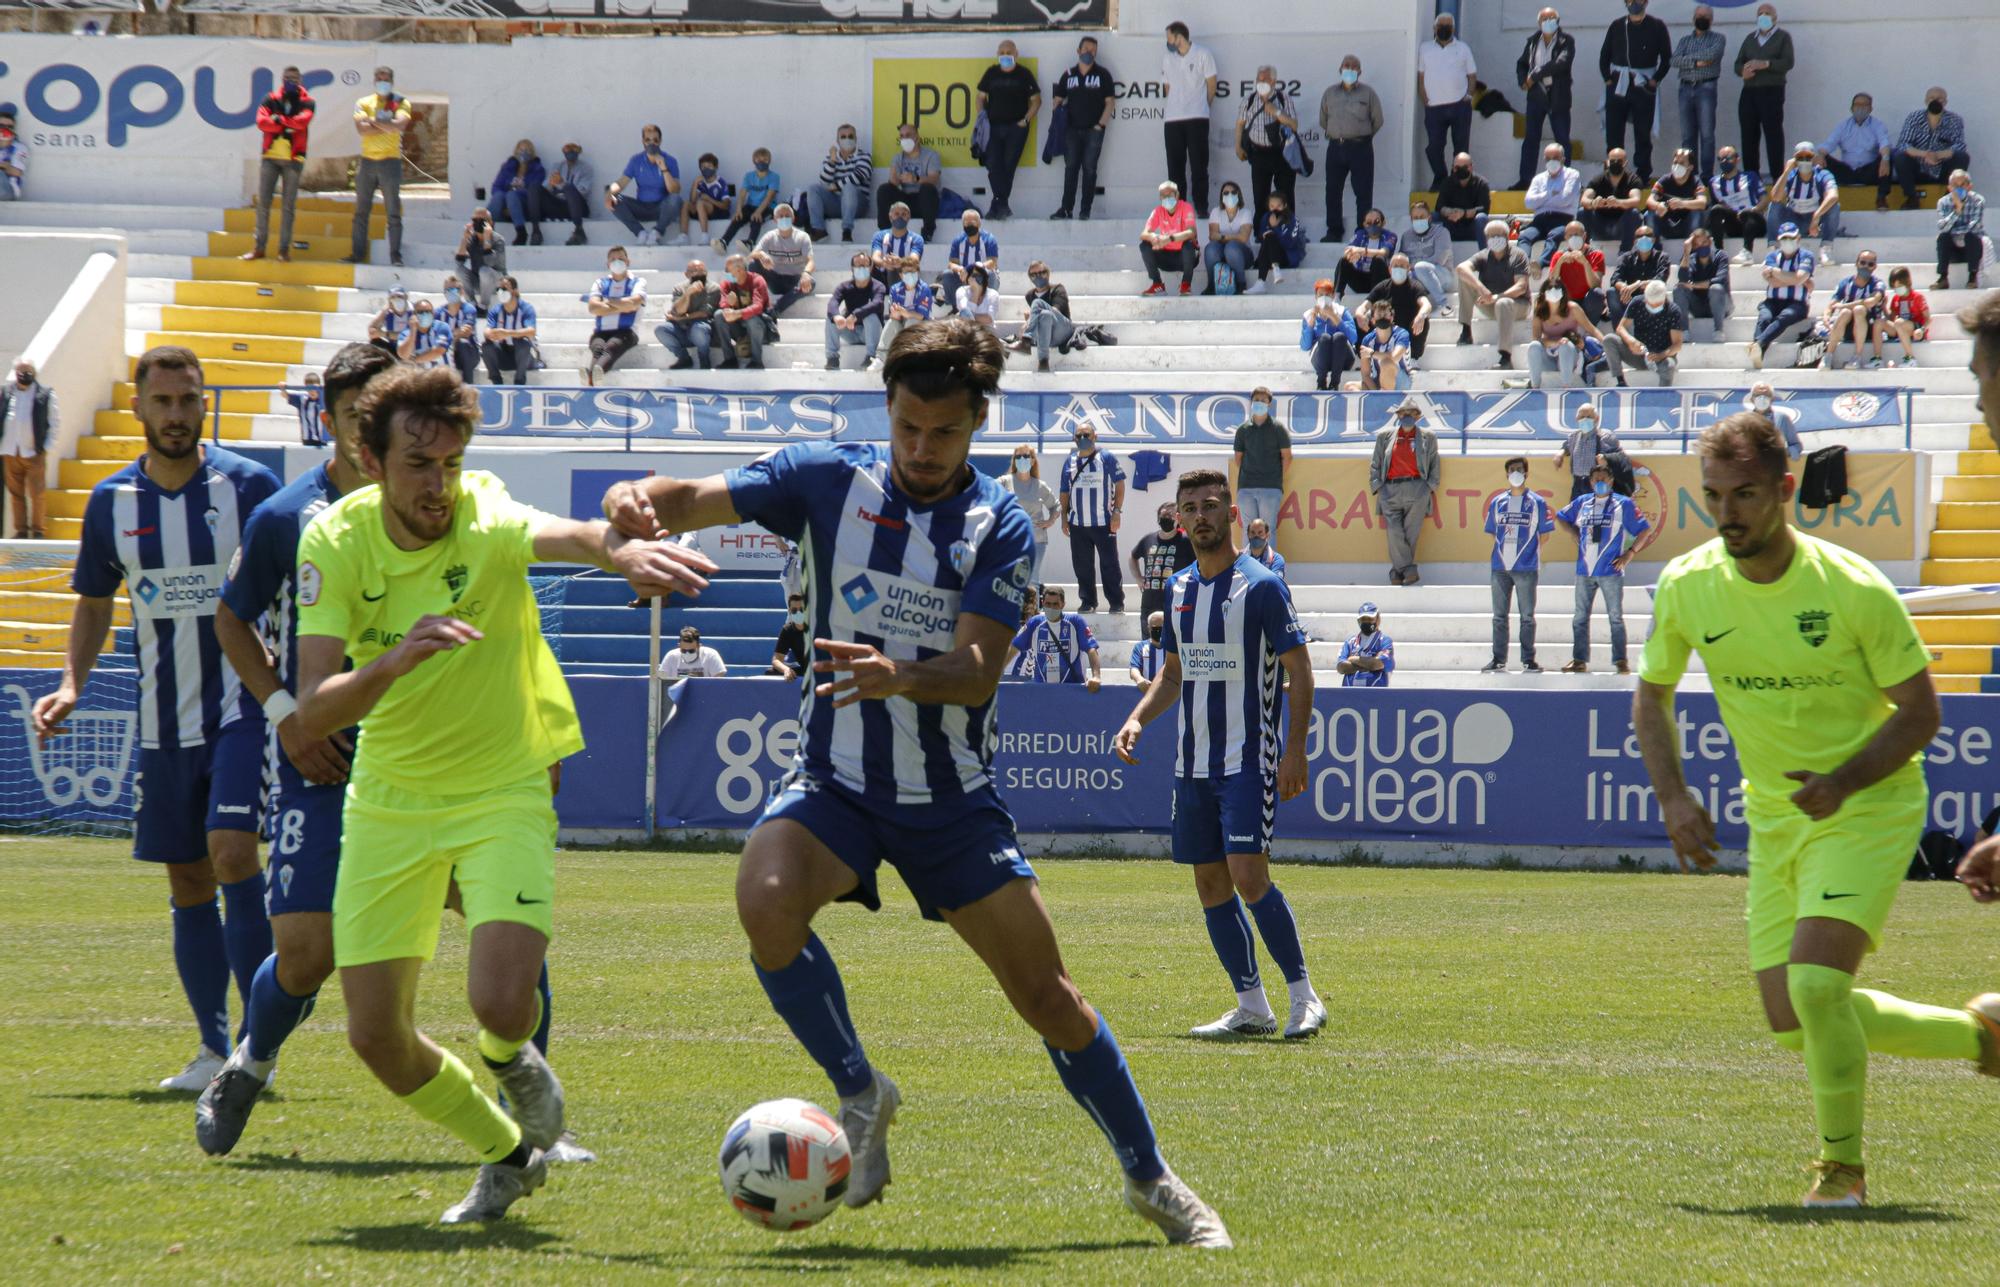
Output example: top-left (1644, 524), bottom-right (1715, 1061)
top-left (1189, 1008), bottom-right (1278, 1040)
top-left (439, 1148), bottom-right (548, 1224)
top-left (1284, 996), bottom-right (1329, 1041)
top-left (490, 1041), bottom-right (566, 1150)
top-left (544, 1130), bottom-right (597, 1164)
top-left (838, 1069), bottom-right (901, 1208)
top-left (1125, 1165), bottom-right (1234, 1248)
top-left (160, 1046), bottom-right (228, 1092)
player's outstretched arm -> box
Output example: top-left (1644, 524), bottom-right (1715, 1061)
top-left (215, 601), bottom-right (350, 785)
top-left (531, 516), bottom-right (717, 599)
top-left (1633, 678), bottom-right (1718, 871)
top-left (814, 612), bottom-right (1015, 710)
top-left (602, 473), bottom-right (742, 541)
top-left (295, 622), bottom-right (477, 740)
top-left (30, 594), bottom-right (114, 744)
top-left (1114, 653), bottom-right (1182, 764)
top-left (1277, 644), bottom-right (1315, 801)
top-left (1784, 667), bottom-right (1941, 821)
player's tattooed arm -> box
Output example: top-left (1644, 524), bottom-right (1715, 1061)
top-left (1114, 652), bottom-right (1183, 764)
top-left (602, 473), bottom-right (740, 541)
top-left (1633, 678), bottom-right (1718, 871)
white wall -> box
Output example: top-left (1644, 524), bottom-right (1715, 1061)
top-left (0, 231), bottom-right (126, 483)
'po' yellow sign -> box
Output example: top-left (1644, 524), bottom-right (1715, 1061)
top-left (872, 57), bottom-right (1040, 171)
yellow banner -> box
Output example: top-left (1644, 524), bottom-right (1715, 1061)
top-left (1274, 452), bottom-right (1918, 564)
top-left (872, 57), bottom-right (1040, 171)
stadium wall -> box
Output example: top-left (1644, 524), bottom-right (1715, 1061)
top-left (0, 230), bottom-right (126, 488)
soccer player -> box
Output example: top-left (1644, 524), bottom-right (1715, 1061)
top-left (600, 319), bottom-right (1232, 1248)
top-left (1634, 412), bottom-right (2000, 1209)
top-left (32, 345), bottom-right (279, 1091)
top-left (1113, 469), bottom-right (1327, 1042)
top-left (291, 365), bottom-right (706, 1224)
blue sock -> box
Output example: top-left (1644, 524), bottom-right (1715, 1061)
top-left (245, 952), bottom-right (317, 1064)
top-left (1202, 897), bottom-right (1262, 994)
top-left (1246, 885), bottom-right (1310, 987)
top-left (219, 873), bottom-right (272, 1013)
top-left (1047, 1015), bottom-right (1165, 1183)
top-left (753, 933), bottom-right (872, 1098)
top-left (533, 961), bottom-right (553, 1055)
top-left (170, 899), bottom-right (231, 1056)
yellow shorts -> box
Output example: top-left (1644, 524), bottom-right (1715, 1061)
top-left (1743, 787), bottom-right (1927, 972)
top-left (332, 767), bottom-right (556, 969)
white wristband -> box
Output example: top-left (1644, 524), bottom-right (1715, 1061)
top-left (262, 689), bottom-right (299, 727)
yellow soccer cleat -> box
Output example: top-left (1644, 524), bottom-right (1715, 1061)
top-left (1802, 1160), bottom-right (1867, 1208)
top-left (1965, 994), bottom-right (2000, 1077)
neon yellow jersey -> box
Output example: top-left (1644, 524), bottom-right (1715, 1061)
top-left (295, 470), bottom-right (582, 794)
top-left (1640, 531), bottom-right (1930, 815)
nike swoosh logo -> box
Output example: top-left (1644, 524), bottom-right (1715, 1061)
top-left (362, 589), bottom-right (386, 601)
top-left (1703, 628), bottom-right (1737, 644)
top-left (1821, 892), bottom-right (1859, 901)
top-left (514, 893), bottom-right (547, 905)
top-left (1823, 1134), bottom-right (1855, 1143)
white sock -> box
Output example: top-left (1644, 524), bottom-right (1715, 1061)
top-left (1236, 987), bottom-right (1274, 1019)
top-left (1286, 978), bottom-right (1320, 1011)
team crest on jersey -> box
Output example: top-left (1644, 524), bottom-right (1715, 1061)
top-left (443, 563), bottom-right (468, 603)
top-left (947, 539), bottom-right (976, 578)
top-left (203, 506), bottom-right (220, 531)
top-left (297, 560), bottom-right (321, 607)
top-left (1796, 609), bottom-right (1831, 648)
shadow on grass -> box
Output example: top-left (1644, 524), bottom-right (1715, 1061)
top-left (1674, 1202), bottom-right (1962, 1225)
top-left (231, 1152), bottom-right (469, 1177)
top-left (749, 1238), bottom-right (1156, 1270)
top-left (305, 1221), bottom-right (565, 1255)
top-left (39, 1089), bottom-right (202, 1105)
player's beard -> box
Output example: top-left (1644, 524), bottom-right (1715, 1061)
top-left (892, 457), bottom-right (963, 505)
top-left (142, 416), bottom-right (199, 460)
top-left (1719, 511), bottom-right (1781, 560)
top-left (389, 484), bottom-right (455, 543)
top-left (1187, 521), bottom-right (1229, 556)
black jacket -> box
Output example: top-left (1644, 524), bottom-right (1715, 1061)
top-left (1598, 15), bottom-right (1671, 92)
top-left (1516, 29), bottom-right (1576, 108)
top-left (0, 382), bottom-right (53, 455)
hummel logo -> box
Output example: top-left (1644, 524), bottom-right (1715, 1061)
top-left (1703, 628), bottom-right (1738, 644)
top-left (362, 589), bottom-right (386, 601)
top-left (514, 892), bottom-right (547, 905)
top-left (1821, 891), bottom-right (1859, 901)
top-left (215, 804), bottom-right (253, 815)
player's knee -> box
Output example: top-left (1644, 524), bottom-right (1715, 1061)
top-left (736, 867), bottom-right (812, 958)
top-left (1785, 963), bottom-right (1852, 1013)
top-left (165, 862), bottom-right (217, 906)
top-left (1014, 972), bottom-right (1090, 1041)
top-left (276, 940), bottom-right (335, 995)
top-left (209, 832), bottom-right (260, 883)
top-left (1191, 864), bottom-right (1234, 907)
top-left (468, 985), bottom-right (536, 1042)
top-left (1229, 862), bottom-right (1272, 903)
top-left (345, 1014), bottom-right (414, 1070)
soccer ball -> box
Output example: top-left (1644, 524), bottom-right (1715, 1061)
top-left (718, 1098), bottom-right (851, 1231)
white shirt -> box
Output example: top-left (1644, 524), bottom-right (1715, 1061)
top-left (956, 286), bottom-right (999, 321)
top-left (1161, 42), bottom-right (1218, 121)
top-left (1417, 38), bottom-right (1478, 107)
top-left (0, 379), bottom-right (56, 458)
top-left (657, 645), bottom-right (726, 679)
top-left (1210, 207), bottom-right (1255, 240)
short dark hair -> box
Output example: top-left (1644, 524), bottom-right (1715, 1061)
top-left (1078, 36), bottom-right (1098, 48)
top-left (1176, 467), bottom-right (1231, 501)
top-left (1504, 456), bottom-right (1529, 473)
top-left (1041, 584), bottom-right (1065, 603)
top-left (698, 151), bottom-right (718, 167)
top-left (1166, 21), bottom-right (1190, 39)
top-left (320, 342), bottom-right (396, 409)
top-left (373, 65), bottom-right (393, 79)
top-left (1698, 412), bottom-right (1790, 483)
top-left (880, 318), bottom-right (1004, 410)
top-left (134, 345), bottom-right (203, 392)
top-left (606, 244), bottom-right (627, 260)
top-left (356, 364), bottom-right (479, 460)
top-left (282, 65), bottom-right (300, 76)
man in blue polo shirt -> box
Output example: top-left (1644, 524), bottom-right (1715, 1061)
top-left (605, 124), bottom-right (683, 247)
top-left (1335, 601), bottom-right (1394, 687)
top-left (1009, 586), bottom-right (1101, 688)
top-left (1558, 464), bottom-right (1651, 674)
top-left (1482, 455), bottom-right (1554, 674)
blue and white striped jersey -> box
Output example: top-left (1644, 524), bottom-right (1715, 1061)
top-left (1058, 448), bottom-right (1125, 527)
top-left (1709, 169), bottom-right (1764, 213)
top-left (1485, 490), bottom-right (1554, 571)
top-left (590, 273), bottom-right (646, 333)
top-left (73, 445), bottom-right (280, 749)
top-left (1162, 553), bottom-right (1309, 780)
top-left (1777, 165), bottom-right (1836, 214)
top-left (1761, 245), bottom-right (1815, 303)
top-left (1129, 637), bottom-right (1166, 682)
top-left (1558, 491), bottom-right (1651, 576)
top-left (870, 228), bottom-right (926, 263)
top-left (1336, 630), bottom-right (1395, 688)
top-left (726, 442), bottom-right (1036, 811)
top-left (220, 461), bottom-right (346, 699)
top-left (1010, 612), bottom-right (1097, 683)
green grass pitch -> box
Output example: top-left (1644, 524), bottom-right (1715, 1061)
top-left (7, 839), bottom-right (2000, 1284)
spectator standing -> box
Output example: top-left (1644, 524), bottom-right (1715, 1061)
top-left (1821, 249), bottom-right (1885, 370)
top-left (1875, 268), bottom-right (1930, 368)
top-left (480, 276), bottom-right (538, 385)
top-left (1009, 587), bottom-right (1102, 688)
top-left (1598, 0), bottom-right (1670, 182)
top-left (869, 205), bottom-right (926, 283)
top-left (1368, 256), bottom-right (1435, 365)
top-left (1528, 275), bottom-right (1605, 389)
top-left (1705, 144), bottom-right (1768, 263)
top-left (1245, 519), bottom-right (1287, 578)
top-left (1520, 143), bottom-right (1584, 255)
top-left (1436, 153), bottom-right (1492, 244)
top-left (718, 147), bottom-right (781, 252)
top-left (1231, 391), bottom-right (1291, 539)
top-left (1013, 261), bottom-right (1074, 373)
top-left (1417, 12), bottom-right (1477, 191)
top-left (1936, 170), bottom-right (1985, 291)
top-left (605, 124), bottom-right (684, 248)
top-left (976, 40), bottom-right (1040, 220)
top-left (1129, 612), bottom-right (1168, 686)
top-left (808, 125), bottom-right (872, 242)
top-left (1319, 53), bottom-right (1384, 243)
top-left (1051, 38), bottom-right (1115, 222)
top-left (1894, 87), bottom-right (1969, 211)
top-left (1369, 400), bottom-right (1440, 586)
top-left (1670, 6), bottom-right (1725, 184)
top-left (657, 626), bottom-right (726, 680)
top-left (752, 205), bottom-right (817, 315)
top-left (1455, 221), bottom-right (1531, 370)
top-left (1672, 226), bottom-right (1731, 340)
top-left (1579, 148), bottom-right (1645, 251)
top-left (243, 66), bottom-right (313, 263)
top-left (1733, 4), bottom-right (1794, 180)
top-left (1334, 208), bottom-right (1396, 300)
top-left (452, 206), bottom-right (506, 311)
top-left (1160, 22), bottom-right (1219, 219)
top-left (1554, 402), bottom-right (1628, 500)
top-left (1516, 7), bottom-right (1577, 191)
top-left (938, 209), bottom-right (1001, 310)
top-left (1003, 445), bottom-right (1061, 581)
top-left (1398, 200), bottom-right (1456, 312)
top-left (1746, 382), bottom-right (1803, 456)
top-left (683, 153), bottom-right (730, 246)
top-left (1250, 191), bottom-right (1306, 291)
top-left (346, 65), bottom-right (410, 267)
top-left (657, 258), bottom-right (720, 371)
top-left (1606, 279), bottom-right (1684, 386)
top-left (1336, 603), bottom-right (1395, 688)
top-left (0, 102), bottom-right (27, 201)
top-left (1235, 63), bottom-right (1300, 215)
top-left (1645, 148), bottom-right (1710, 240)
top-left (715, 255), bottom-right (771, 370)
top-left (543, 142), bottom-right (593, 246)
top-left (1301, 283), bottom-right (1358, 390)
top-left (1131, 500), bottom-right (1196, 623)
top-left (583, 247), bottom-right (646, 386)
top-left (491, 138), bottom-right (546, 246)
top-left (1544, 221), bottom-right (1608, 323)
top-left (768, 593), bottom-right (810, 680)
top-left (1749, 221), bottom-right (1815, 369)
top-left (1819, 94), bottom-right (1892, 213)
top-left (1604, 225), bottom-right (1668, 327)
top-left (1139, 181), bottom-right (1199, 297)
top-left (1060, 427), bottom-right (1127, 614)
top-left (367, 284), bottom-right (409, 355)
top-left (1356, 307), bottom-right (1411, 390)
top-left (877, 124), bottom-right (944, 239)
top-left (1, 358), bottom-right (55, 538)
top-left (878, 255), bottom-right (935, 356)
top-left (1482, 456), bottom-right (1553, 674)
top-left (434, 279), bottom-right (480, 384)
top-left (285, 371), bottom-right (326, 446)
top-left (1770, 140), bottom-right (1840, 264)
top-left (1557, 466), bottom-right (1651, 675)
top-left (824, 252), bottom-right (886, 371)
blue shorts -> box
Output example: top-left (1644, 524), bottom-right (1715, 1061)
top-left (754, 774), bottom-right (1035, 922)
top-left (1171, 773), bottom-right (1274, 865)
top-left (263, 765), bottom-right (346, 916)
top-left (131, 714), bottom-right (268, 863)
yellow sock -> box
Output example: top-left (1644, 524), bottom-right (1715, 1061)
top-left (1850, 988), bottom-right (1981, 1060)
top-left (477, 994), bottom-right (542, 1066)
top-left (1788, 963), bottom-right (1867, 1167)
top-left (401, 1048), bottom-right (522, 1164)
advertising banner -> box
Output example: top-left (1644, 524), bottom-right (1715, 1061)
top-left (161, 1), bottom-right (1112, 24)
top-left (872, 55), bottom-right (1040, 170)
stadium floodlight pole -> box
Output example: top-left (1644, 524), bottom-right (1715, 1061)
top-left (645, 593), bottom-right (661, 841)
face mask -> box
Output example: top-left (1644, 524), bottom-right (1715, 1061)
top-left (645, 142), bottom-right (661, 155)
top-left (962, 223), bottom-right (979, 237)
top-left (838, 136), bottom-right (856, 151)
top-left (1044, 607), bottom-right (1062, 623)
top-left (900, 137), bottom-right (917, 153)
top-left (497, 290), bottom-right (513, 305)
top-left (1856, 266), bottom-right (1874, 280)
top-left (1607, 160), bottom-right (1625, 174)
top-left (516, 147), bottom-right (531, 160)
top-left (1635, 237), bottom-right (1654, 252)
top-left (1250, 401), bottom-right (1270, 418)
top-left (754, 159), bottom-right (770, 172)
top-left (901, 271), bottom-right (918, 286)
top-left (375, 79), bottom-right (393, 96)
top-left (1756, 13), bottom-right (1774, 31)
top-left (851, 266), bottom-right (871, 283)
top-left (1411, 218), bottom-right (1430, 233)
top-left (777, 217), bottom-right (794, 232)
top-left (1779, 237), bottom-right (1799, 252)
top-left (1149, 628), bottom-right (1162, 643)
top-left (1853, 108), bottom-right (1870, 124)
top-left (1012, 457), bottom-right (1032, 475)
top-left (1542, 18), bottom-right (1559, 34)
top-left (1256, 81), bottom-right (1274, 98)
top-left (1080, 51), bottom-right (1096, 66)
top-left (1366, 220), bottom-right (1384, 233)
top-left (1929, 99), bottom-right (1946, 115)
top-left (1435, 25), bottom-right (1453, 42)
top-left (1075, 436), bottom-right (1095, 449)
top-left (1031, 274), bottom-right (1050, 288)
top-left (680, 647), bottom-right (699, 658)
top-left (390, 298), bottom-right (408, 313)
top-left (1389, 265), bottom-right (1410, 284)
top-left (1341, 68), bottom-right (1359, 86)
top-left (787, 611), bottom-right (806, 627)
top-left (1249, 537), bottom-right (1268, 552)
top-left (720, 270), bottom-right (734, 286)
top-left (1399, 414), bottom-right (1420, 428)
top-left (1694, 245), bottom-right (1711, 259)
top-left (1719, 157), bottom-right (1737, 172)
top-left (1162, 196), bottom-right (1179, 211)
top-left (1508, 470), bottom-right (1527, 488)
top-left (445, 287), bottom-right (461, 301)
top-left (1158, 514), bottom-right (1177, 532)
top-left (1357, 620), bottom-right (1376, 636)
top-left (1694, 15), bottom-right (1711, 30)
top-left (15, 372), bottom-right (30, 387)
top-left (1593, 482), bottom-right (1612, 496)
top-left (1374, 321), bottom-right (1393, 334)
top-left (414, 311), bottom-right (432, 327)
top-left (609, 259), bottom-right (628, 276)
top-left (1796, 162), bottom-right (1813, 178)
top-left (1893, 285), bottom-right (1910, 298)
top-left (1223, 193), bottom-right (1240, 209)
top-left (999, 55), bottom-right (1016, 70)
top-left (564, 148), bottom-right (580, 160)
top-left (1567, 234), bottom-right (1585, 251)
top-left (701, 166), bottom-right (717, 179)
top-left (1752, 394), bottom-right (1772, 412)
top-left (1645, 301), bottom-right (1664, 314)
top-left (1671, 164), bottom-right (1689, 180)
top-left (1167, 39), bottom-right (1178, 53)
top-left (1454, 165), bottom-right (1471, 178)
top-left (1626, 1), bottom-right (1646, 15)
top-left (1316, 294), bottom-right (1335, 308)
top-left (1546, 159), bottom-right (1563, 175)
top-left (1547, 289), bottom-right (1565, 306)
top-left (1488, 236), bottom-right (1508, 254)
top-left (891, 217), bottom-right (908, 231)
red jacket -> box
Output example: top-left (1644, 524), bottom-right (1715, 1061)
top-left (256, 89), bottom-right (316, 161)
top-left (723, 272), bottom-right (771, 320)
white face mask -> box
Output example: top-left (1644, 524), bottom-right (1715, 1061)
top-left (899, 137), bottom-right (917, 153)
top-left (1389, 266), bottom-right (1410, 283)
top-left (1546, 159), bottom-right (1563, 175)
top-left (609, 259), bottom-right (628, 277)
top-left (852, 266), bottom-right (871, 283)
top-left (1507, 471), bottom-right (1527, 488)
top-left (497, 290), bottom-right (513, 305)
top-left (1043, 606), bottom-right (1062, 623)
top-left (1256, 82), bottom-right (1274, 98)
top-left (1779, 237), bottom-right (1800, 252)
top-left (1488, 236), bottom-right (1508, 254)
top-left (901, 271), bottom-right (918, 286)
top-left (1013, 457), bottom-right (1031, 474)
top-left (1316, 294), bottom-right (1335, 308)
top-left (1222, 193), bottom-right (1239, 209)
top-left (389, 297), bottom-right (407, 313)
top-left (1547, 289), bottom-right (1564, 306)
top-left (1752, 394), bottom-right (1772, 412)
top-left (1161, 196), bottom-right (1178, 211)
top-left (1567, 234), bottom-right (1585, 250)
top-left (1671, 163), bottom-right (1689, 180)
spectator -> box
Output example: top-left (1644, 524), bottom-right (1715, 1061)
top-left (1320, 53), bottom-right (1385, 243)
top-left (1705, 143), bottom-right (1768, 264)
top-left (823, 251), bottom-right (886, 371)
top-left (715, 254), bottom-right (771, 370)
top-left (1819, 93), bottom-right (1893, 213)
top-left (1129, 612), bottom-right (1168, 686)
top-left (1235, 63), bottom-right (1300, 214)
top-left (1051, 37), bottom-right (1115, 222)
top-left (1544, 220), bottom-right (1608, 323)
top-left (1, 357), bottom-right (55, 538)
top-left (1820, 248), bottom-right (1885, 370)
top-left (1579, 147), bottom-right (1645, 251)
top-left (1436, 152), bottom-right (1492, 243)
top-left (1370, 399), bottom-right (1440, 586)
top-left (717, 146), bottom-right (781, 252)
top-left (396, 296), bottom-right (452, 370)
top-left (1749, 221), bottom-right (1814, 369)
top-left (1770, 139), bottom-right (1840, 264)
top-left (682, 152), bottom-right (730, 246)
top-left (453, 206), bottom-right (507, 310)
top-left (1874, 267), bottom-right (1931, 368)
top-left (1245, 518), bottom-right (1287, 578)
top-left (1528, 275), bottom-right (1605, 389)
top-left (1336, 602), bottom-right (1395, 688)
top-left (1482, 455), bottom-right (1553, 674)
top-left (1936, 170), bottom-right (1985, 291)
top-left (955, 266), bottom-right (999, 332)
top-left (1554, 402), bottom-right (1628, 499)
top-left (657, 258), bottom-right (720, 371)
top-left (1606, 279), bottom-right (1684, 386)
top-left (1356, 306), bottom-right (1411, 390)
top-left (285, 371), bottom-right (325, 447)
top-left (1522, 143), bottom-right (1585, 261)
top-left (346, 65), bottom-right (410, 267)
top-left (938, 208), bottom-right (1001, 309)
top-left (1733, 3), bottom-right (1794, 180)
top-left (1334, 207), bottom-right (1396, 299)
top-left (1367, 255), bottom-right (1435, 365)
top-left (977, 39), bottom-right (1040, 220)
top-left (807, 125), bottom-right (871, 242)
top-left (751, 204), bottom-right (816, 316)
top-left (657, 626), bottom-right (726, 680)
top-left (1059, 425), bottom-right (1126, 614)
top-left (1894, 87), bottom-right (1969, 211)
top-left (243, 66), bottom-right (313, 263)
top-left (1604, 224), bottom-right (1668, 327)
top-left (582, 246), bottom-right (646, 386)
top-left (1399, 200), bottom-right (1456, 313)
top-left (877, 123), bottom-right (943, 239)
top-left (1516, 7), bottom-right (1577, 191)
top-left (1598, 0), bottom-right (1669, 182)
top-left (1671, 5), bottom-right (1725, 184)
top-left (878, 254), bottom-right (935, 356)
top-left (1009, 586), bottom-right (1102, 688)
top-left (543, 141), bottom-right (593, 246)
top-left (1132, 500), bottom-right (1195, 622)
top-left (1139, 180), bottom-right (1199, 297)
top-left (1455, 220), bottom-right (1531, 369)
top-left (1250, 190), bottom-right (1306, 291)
top-left (606, 124), bottom-right (684, 248)
top-left (768, 593), bottom-right (809, 679)
top-left (1557, 466), bottom-right (1651, 675)
top-left (1645, 147), bottom-right (1710, 240)
top-left (0, 102), bottom-right (27, 202)
top-left (1301, 283), bottom-right (1359, 390)
top-left (481, 276), bottom-right (539, 385)
top-left (1204, 180), bottom-right (1256, 294)
top-left (1231, 390), bottom-right (1290, 537)
top-left (491, 138), bottom-right (546, 246)
top-left (1746, 382), bottom-right (1803, 456)
top-left (1672, 226), bottom-right (1731, 340)
top-left (1003, 445), bottom-right (1061, 580)
top-left (1161, 21), bottom-right (1218, 218)
top-left (1012, 260), bottom-right (1074, 373)
top-left (367, 284), bottom-right (409, 355)
top-left (1418, 12), bottom-right (1477, 191)
top-left (869, 203), bottom-right (926, 282)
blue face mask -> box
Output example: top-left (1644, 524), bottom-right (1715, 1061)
top-left (1249, 537), bottom-right (1268, 552)
top-left (1250, 401), bottom-right (1270, 418)
top-left (998, 55), bottom-right (1016, 70)
top-left (1411, 218), bottom-right (1430, 233)
top-left (1542, 18), bottom-right (1559, 34)
top-left (1340, 68), bottom-right (1359, 86)
top-left (891, 217), bottom-right (908, 231)
top-left (1593, 481), bottom-right (1611, 496)
top-left (1635, 236), bottom-right (1655, 252)
top-left (754, 160), bottom-right (769, 172)
top-left (776, 217), bottom-right (793, 231)
top-left (701, 166), bottom-right (716, 178)
top-left (901, 271), bottom-right (918, 286)
top-left (374, 79), bottom-right (393, 96)
top-left (1079, 50), bottom-right (1095, 66)
top-left (1756, 13), bottom-right (1775, 31)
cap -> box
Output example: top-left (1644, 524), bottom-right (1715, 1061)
top-left (1357, 601), bottom-right (1379, 617)
top-left (1777, 221), bottom-right (1801, 237)
top-left (1393, 397), bottom-right (1423, 414)
top-left (1793, 139), bottom-right (1816, 157)
top-left (0, 102), bottom-right (16, 118)
top-left (388, 283), bottom-right (408, 296)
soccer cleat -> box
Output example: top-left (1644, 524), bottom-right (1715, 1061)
top-left (195, 1041), bottom-right (269, 1156)
top-left (438, 1148), bottom-right (547, 1224)
top-left (838, 1069), bottom-right (901, 1208)
top-left (1125, 1165), bottom-right (1234, 1248)
top-left (160, 1046), bottom-right (228, 1092)
top-left (1285, 997), bottom-right (1329, 1040)
top-left (1802, 1160), bottom-right (1866, 1208)
top-left (1189, 1008), bottom-right (1278, 1040)
top-left (1965, 994), bottom-right (2000, 1076)
top-left (545, 1130), bottom-right (597, 1164)
top-left (490, 1041), bottom-right (566, 1149)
